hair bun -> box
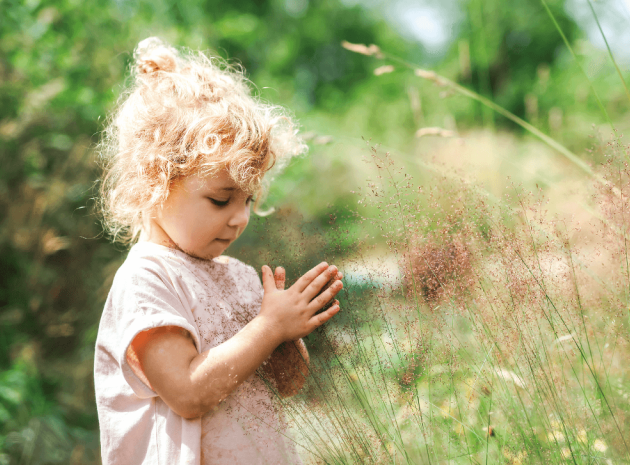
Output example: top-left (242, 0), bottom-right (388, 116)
top-left (134, 37), bottom-right (178, 75)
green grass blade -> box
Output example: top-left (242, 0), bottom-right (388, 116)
top-left (538, 0), bottom-right (615, 131)
top-left (341, 42), bottom-right (622, 196)
top-left (586, 0), bottom-right (630, 105)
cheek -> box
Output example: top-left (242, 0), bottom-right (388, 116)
top-left (241, 209), bottom-right (251, 232)
top-left (168, 204), bottom-right (210, 243)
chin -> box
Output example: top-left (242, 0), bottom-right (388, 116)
top-left (204, 245), bottom-right (231, 261)
top-left (175, 242), bottom-right (219, 261)
top-left (191, 250), bottom-right (219, 261)
top-left (200, 245), bottom-right (224, 259)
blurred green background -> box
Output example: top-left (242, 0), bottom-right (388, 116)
top-left (1, 0), bottom-right (629, 462)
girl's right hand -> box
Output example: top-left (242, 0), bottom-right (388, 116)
top-left (258, 262), bottom-right (343, 342)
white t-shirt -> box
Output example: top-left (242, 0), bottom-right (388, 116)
top-left (94, 242), bottom-right (301, 464)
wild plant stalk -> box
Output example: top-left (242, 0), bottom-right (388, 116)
top-left (584, 0), bottom-right (630, 105)
top-left (261, 34), bottom-right (630, 462)
top-left (271, 143), bottom-right (630, 463)
top-left (466, 0), bottom-right (495, 128)
top-left (341, 41), bottom-right (623, 198)
top-left (537, 0), bottom-right (616, 133)
top-left (510, 204), bottom-right (628, 457)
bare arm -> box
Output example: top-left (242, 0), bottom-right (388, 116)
top-left (131, 262), bottom-right (343, 419)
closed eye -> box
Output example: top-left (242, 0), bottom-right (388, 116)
top-left (208, 198), bottom-right (229, 207)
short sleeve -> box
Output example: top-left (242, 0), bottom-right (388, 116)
top-left (108, 258), bottom-right (201, 398)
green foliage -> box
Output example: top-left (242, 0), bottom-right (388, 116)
top-left (0, 0), bottom-right (412, 460)
top-left (2, 0), bottom-right (630, 462)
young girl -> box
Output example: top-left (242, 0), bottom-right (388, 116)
top-left (94, 37), bottom-right (343, 464)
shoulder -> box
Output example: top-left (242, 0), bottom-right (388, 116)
top-left (99, 244), bottom-right (201, 347)
top-left (107, 242), bottom-right (191, 304)
top-left (112, 245), bottom-right (170, 286)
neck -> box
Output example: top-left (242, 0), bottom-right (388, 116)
top-left (142, 217), bottom-right (179, 250)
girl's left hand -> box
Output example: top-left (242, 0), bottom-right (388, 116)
top-left (273, 265), bottom-right (343, 327)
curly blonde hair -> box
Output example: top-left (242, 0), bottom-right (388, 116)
top-left (98, 37), bottom-right (306, 245)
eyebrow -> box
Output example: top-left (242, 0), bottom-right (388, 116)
top-left (216, 187), bottom-right (237, 191)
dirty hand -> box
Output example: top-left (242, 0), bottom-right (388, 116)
top-left (258, 262), bottom-right (343, 342)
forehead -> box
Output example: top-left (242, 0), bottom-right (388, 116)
top-left (178, 169), bottom-right (241, 193)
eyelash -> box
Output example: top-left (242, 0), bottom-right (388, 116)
top-left (209, 198), bottom-right (229, 207)
top-left (208, 197), bottom-right (254, 207)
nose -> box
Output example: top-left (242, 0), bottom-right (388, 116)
top-left (228, 203), bottom-right (250, 230)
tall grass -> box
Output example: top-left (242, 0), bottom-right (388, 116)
top-left (256, 141), bottom-right (630, 464)
top-left (341, 40), bottom-right (617, 194)
top-left (252, 24), bottom-right (630, 462)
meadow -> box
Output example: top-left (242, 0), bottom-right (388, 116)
top-left (242, 36), bottom-right (630, 463)
top-left (238, 125), bottom-right (630, 463)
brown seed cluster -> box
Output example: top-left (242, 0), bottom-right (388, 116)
top-left (402, 237), bottom-right (472, 304)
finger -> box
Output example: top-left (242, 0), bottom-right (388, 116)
top-left (303, 265), bottom-right (339, 301)
top-left (261, 265), bottom-right (278, 293)
top-left (308, 302), bottom-right (340, 329)
top-left (293, 262), bottom-right (329, 293)
top-left (307, 280), bottom-right (343, 312)
top-left (274, 266), bottom-right (286, 290)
